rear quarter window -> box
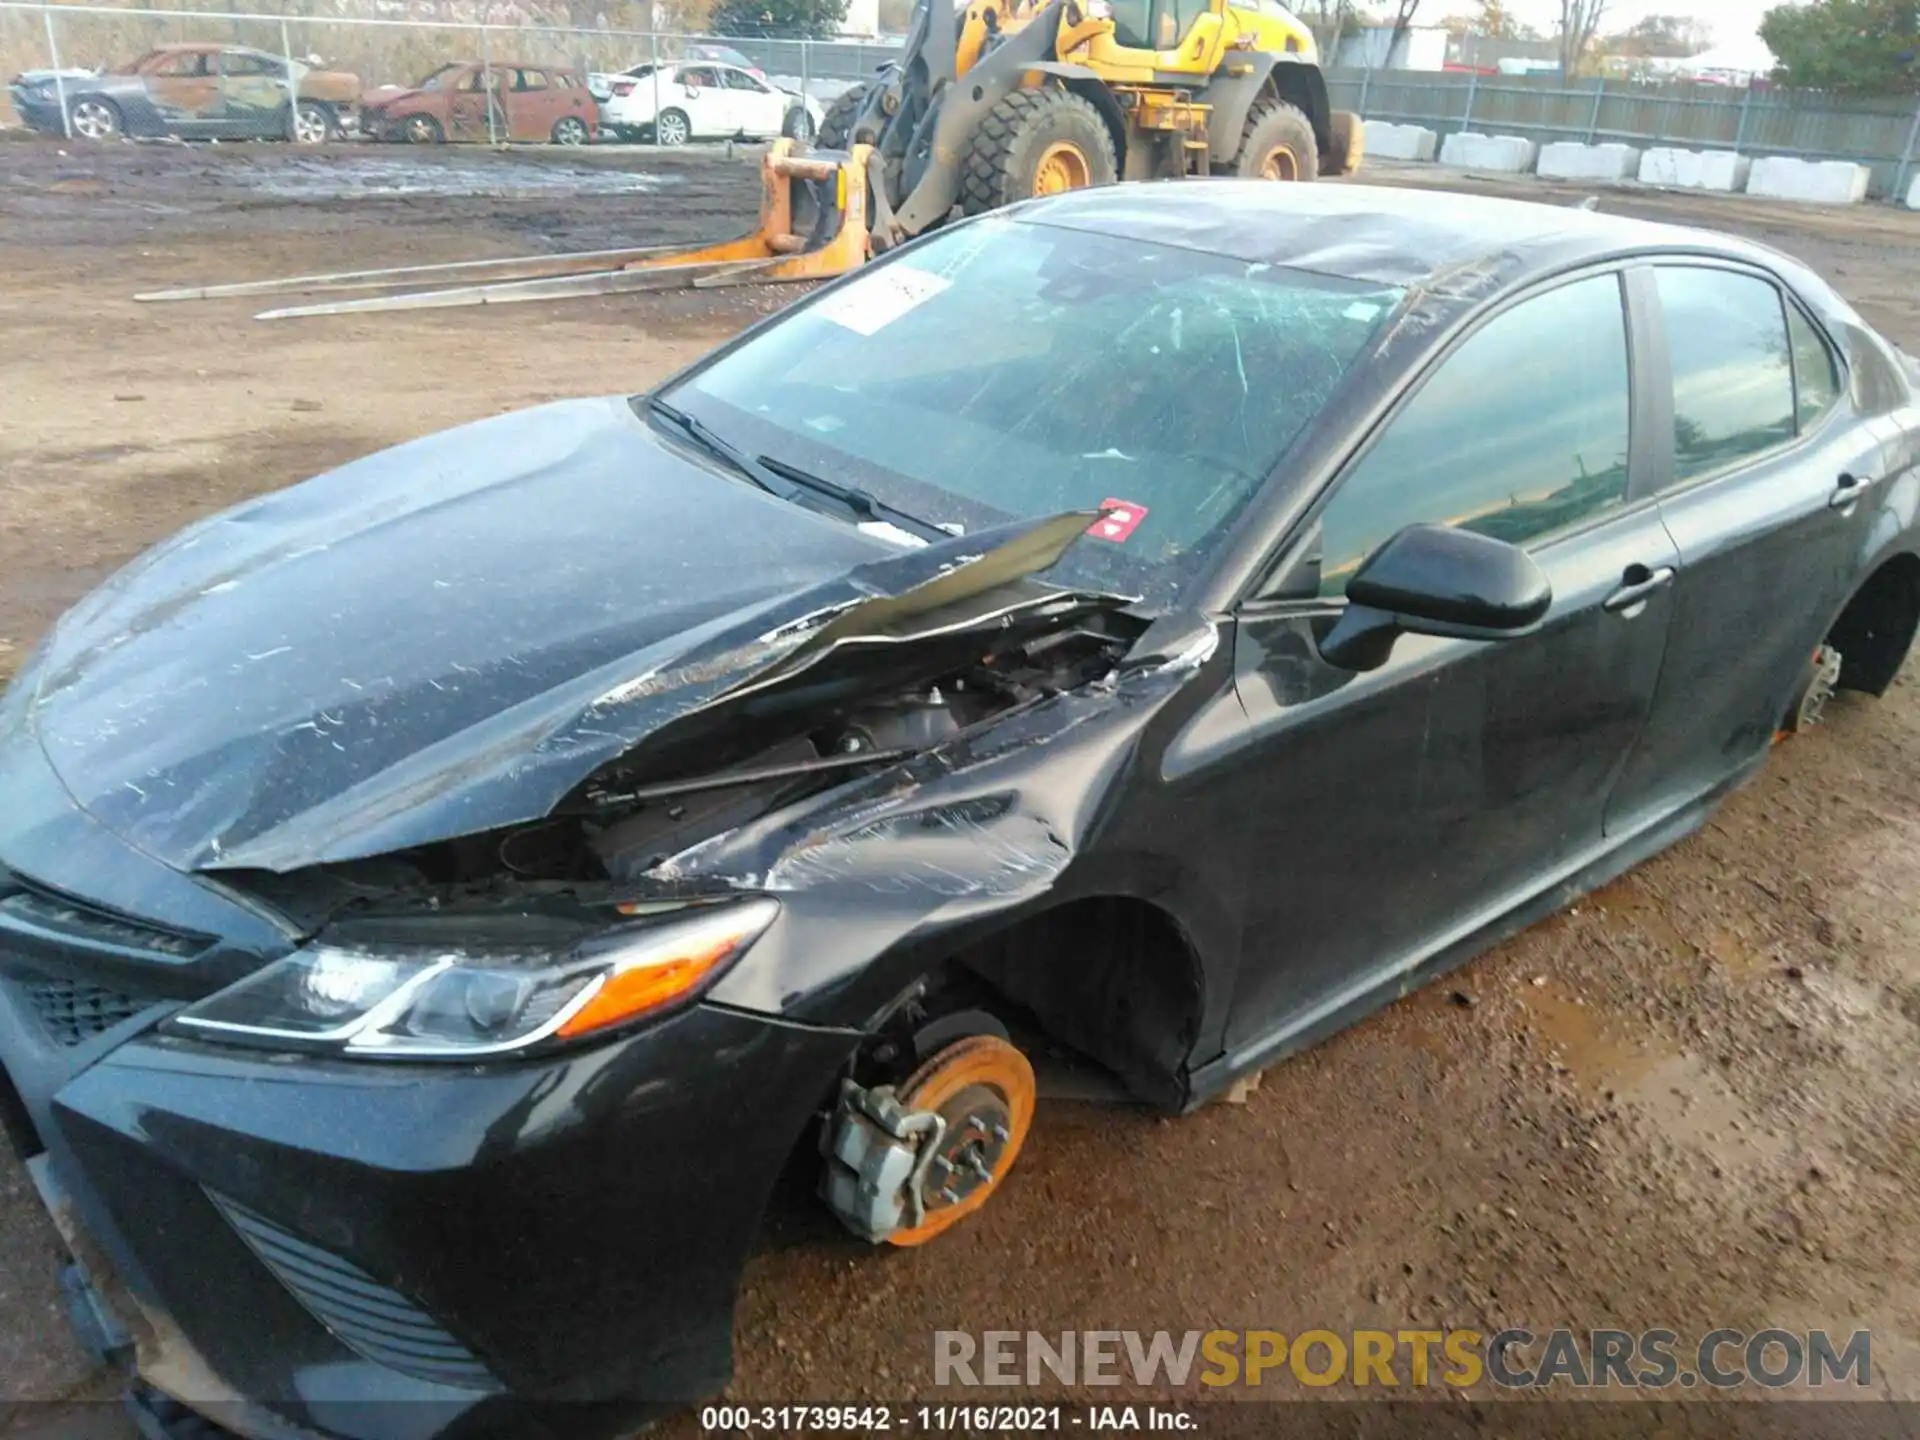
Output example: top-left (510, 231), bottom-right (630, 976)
top-left (1787, 303), bottom-right (1842, 430)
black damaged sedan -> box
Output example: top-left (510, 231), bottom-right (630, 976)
top-left (4, 184), bottom-right (1920, 1437)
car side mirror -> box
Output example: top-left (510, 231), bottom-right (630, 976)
top-left (1318, 523), bottom-right (1552, 672)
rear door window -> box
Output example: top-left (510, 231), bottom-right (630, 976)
top-left (1655, 267), bottom-right (1796, 485)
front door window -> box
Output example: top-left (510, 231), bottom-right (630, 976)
top-left (1312, 273), bottom-right (1633, 595)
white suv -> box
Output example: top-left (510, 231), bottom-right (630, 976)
top-left (598, 61), bottom-right (823, 145)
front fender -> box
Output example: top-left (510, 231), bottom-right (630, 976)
top-left (1195, 52), bottom-right (1278, 165)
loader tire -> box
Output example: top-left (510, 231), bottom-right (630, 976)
top-left (1323, 109), bottom-right (1364, 176)
top-left (816, 83), bottom-right (870, 150)
top-left (960, 87), bottom-right (1117, 214)
top-left (1216, 98), bottom-right (1319, 182)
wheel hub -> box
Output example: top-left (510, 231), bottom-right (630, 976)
top-left (1259, 145), bottom-right (1300, 181)
top-left (921, 1084), bottom-right (1012, 1209)
top-left (73, 102), bottom-right (112, 139)
top-left (1033, 141), bottom-right (1092, 195)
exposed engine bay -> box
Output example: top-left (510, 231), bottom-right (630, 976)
top-left (232, 606), bottom-right (1139, 927)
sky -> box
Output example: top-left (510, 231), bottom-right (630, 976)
top-left (1501, 0), bottom-right (1777, 51)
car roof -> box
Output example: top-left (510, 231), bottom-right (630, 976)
top-left (1015, 181), bottom-right (1769, 291)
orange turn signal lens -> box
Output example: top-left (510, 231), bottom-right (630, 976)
top-left (554, 898), bottom-right (779, 1040)
top-left (557, 939), bottom-right (735, 1039)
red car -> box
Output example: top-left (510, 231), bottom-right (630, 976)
top-left (360, 61), bottom-right (597, 144)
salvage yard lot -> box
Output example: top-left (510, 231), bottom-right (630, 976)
top-left (2, 138), bottom-right (1919, 1422)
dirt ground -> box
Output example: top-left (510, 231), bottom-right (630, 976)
top-left (2, 137), bottom-right (1919, 1431)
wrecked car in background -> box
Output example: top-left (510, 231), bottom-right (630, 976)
top-left (3, 183), bottom-right (1919, 1438)
top-left (359, 60), bottom-right (597, 145)
top-left (8, 43), bottom-right (359, 143)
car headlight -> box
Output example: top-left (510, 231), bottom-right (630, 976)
top-left (170, 897), bottom-right (778, 1058)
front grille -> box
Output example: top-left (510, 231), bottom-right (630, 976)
top-left (22, 977), bottom-right (151, 1047)
top-left (209, 1194), bottom-right (498, 1392)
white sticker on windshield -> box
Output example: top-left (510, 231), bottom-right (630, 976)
top-left (814, 265), bottom-right (952, 336)
top-left (1343, 301), bottom-right (1384, 322)
top-left (857, 520), bottom-right (930, 548)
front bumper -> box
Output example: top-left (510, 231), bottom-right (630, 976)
top-left (0, 715), bottom-right (859, 1438)
top-left (19, 1003), bottom-right (850, 1436)
top-left (9, 91), bottom-right (66, 134)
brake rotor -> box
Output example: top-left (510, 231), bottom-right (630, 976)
top-left (1777, 644), bottom-right (1844, 742)
top-left (888, 1034), bottom-right (1035, 1247)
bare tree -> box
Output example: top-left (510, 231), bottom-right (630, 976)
top-left (1558, 0), bottom-right (1608, 75)
top-left (1303, 0), bottom-right (1360, 60)
top-left (1387, 0), bottom-right (1423, 65)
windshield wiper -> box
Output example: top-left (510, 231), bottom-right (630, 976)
top-left (649, 396), bottom-right (951, 544)
top-left (754, 454), bottom-right (950, 544)
top-left (646, 396), bottom-right (793, 502)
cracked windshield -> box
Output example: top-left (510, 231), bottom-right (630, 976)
top-left (664, 217), bottom-right (1402, 604)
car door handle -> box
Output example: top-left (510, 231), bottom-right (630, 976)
top-left (1604, 564), bottom-right (1676, 614)
top-left (1829, 472), bottom-right (1878, 510)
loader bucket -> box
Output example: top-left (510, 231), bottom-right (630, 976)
top-left (136, 142), bottom-right (874, 320)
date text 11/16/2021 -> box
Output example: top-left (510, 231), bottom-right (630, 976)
top-left (698, 1404), bottom-right (1197, 1432)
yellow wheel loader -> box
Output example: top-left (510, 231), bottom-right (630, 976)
top-left (822, 0), bottom-right (1359, 247)
top-left (139, 0), bottom-right (1360, 317)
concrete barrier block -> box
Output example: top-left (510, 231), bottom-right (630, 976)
top-left (1908, 173), bottom-right (1920, 210)
top-left (1537, 142), bottom-right (1643, 182)
top-left (1362, 121), bottom-right (1438, 163)
top-left (1437, 131), bottom-right (1539, 173)
top-left (1746, 157), bottom-right (1870, 204)
top-left (1637, 148), bottom-right (1751, 192)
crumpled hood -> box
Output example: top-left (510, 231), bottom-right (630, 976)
top-left (24, 396), bottom-right (894, 874)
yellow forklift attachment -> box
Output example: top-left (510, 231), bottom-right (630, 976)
top-left (134, 142), bottom-right (874, 321)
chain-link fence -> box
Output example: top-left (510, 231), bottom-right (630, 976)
top-left (1, 0), bottom-right (897, 145)
top-left (4, 0), bottom-right (1918, 198)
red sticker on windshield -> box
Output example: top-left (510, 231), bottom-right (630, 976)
top-left (1088, 499), bottom-right (1148, 543)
